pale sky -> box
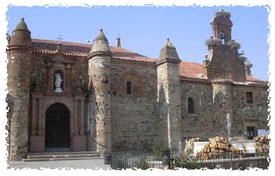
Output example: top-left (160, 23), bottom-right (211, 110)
top-left (7, 6), bottom-right (269, 81)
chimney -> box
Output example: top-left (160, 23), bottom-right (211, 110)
top-left (116, 37), bottom-right (121, 48)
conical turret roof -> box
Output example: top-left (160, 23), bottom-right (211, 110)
top-left (159, 38), bottom-right (180, 61)
top-left (89, 29), bottom-right (111, 54)
top-left (15, 18), bottom-right (30, 32)
top-left (9, 18), bottom-right (32, 47)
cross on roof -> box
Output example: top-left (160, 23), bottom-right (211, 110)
top-left (56, 35), bottom-right (63, 42)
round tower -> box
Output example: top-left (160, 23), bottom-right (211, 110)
top-left (87, 29), bottom-right (112, 156)
top-left (7, 18), bottom-right (32, 160)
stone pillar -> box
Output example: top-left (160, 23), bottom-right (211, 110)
top-left (73, 98), bottom-right (79, 135)
top-left (65, 64), bottom-right (72, 93)
top-left (31, 98), bottom-right (37, 136)
top-left (72, 96), bottom-right (87, 151)
top-left (156, 38), bottom-right (182, 154)
top-left (212, 80), bottom-right (233, 137)
top-left (80, 98), bottom-right (85, 135)
top-left (7, 18), bottom-right (32, 160)
top-left (88, 29), bottom-right (112, 156)
top-left (46, 62), bottom-right (53, 91)
top-left (30, 93), bottom-right (44, 152)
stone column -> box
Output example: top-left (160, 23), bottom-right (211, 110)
top-left (72, 96), bottom-right (87, 151)
top-left (80, 98), bottom-right (85, 136)
top-left (30, 93), bottom-right (44, 152)
top-left (65, 64), bottom-right (72, 93)
top-left (47, 62), bottom-right (53, 91)
top-left (37, 96), bottom-right (43, 136)
top-left (73, 98), bottom-right (79, 135)
top-left (31, 98), bottom-right (37, 136)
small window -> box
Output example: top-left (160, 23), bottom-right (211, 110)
top-left (247, 126), bottom-right (255, 139)
top-left (127, 81), bottom-right (131, 94)
top-left (188, 97), bottom-right (194, 114)
top-left (246, 92), bottom-right (253, 104)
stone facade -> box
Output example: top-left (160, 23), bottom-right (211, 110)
top-left (6, 11), bottom-right (269, 160)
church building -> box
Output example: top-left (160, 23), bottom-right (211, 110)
top-left (6, 10), bottom-right (269, 161)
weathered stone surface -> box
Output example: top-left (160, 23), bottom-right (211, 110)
top-left (6, 11), bottom-right (269, 161)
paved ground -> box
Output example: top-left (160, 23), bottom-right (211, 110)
top-left (7, 159), bottom-right (112, 170)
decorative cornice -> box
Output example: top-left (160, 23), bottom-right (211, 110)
top-left (87, 51), bottom-right (113, 60)
top-left (155, 58), bottom-right (181, 66)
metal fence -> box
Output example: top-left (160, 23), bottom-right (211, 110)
top-left (110, 150), bottom-right (269, 170)
top-left (111, 150), bottom-right (171, 170)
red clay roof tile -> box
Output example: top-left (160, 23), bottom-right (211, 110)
top-left (31, 39), bottom-right (265, 83)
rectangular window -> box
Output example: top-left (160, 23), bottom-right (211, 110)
top-left (246, 92), bottom-right (253, 103)
top-left (127, 81), bottom-right (131, 94)
top-left (247, 126), bottom-right (255, 139)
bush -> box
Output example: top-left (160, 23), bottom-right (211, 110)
top-left (136, 155), bottom-right (149, 170)
top-left (173, 152), bottom-right (201, 169)
top-left (153, 146), bottom-right (169, 158)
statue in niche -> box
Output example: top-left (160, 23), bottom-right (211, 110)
top-left (54, 72), bottom-right (63, 92)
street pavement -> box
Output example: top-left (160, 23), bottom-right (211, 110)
top-left (7, 159), bottom-right (112, 170)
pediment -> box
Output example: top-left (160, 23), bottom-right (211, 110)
top-left (51, 55), bottom-right (73, 64)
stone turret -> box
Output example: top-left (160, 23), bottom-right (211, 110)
top-left (87, 29), bottom-right (112, 157)
top-left (7, 18), bottom-right (32, 160)
top-left (156, 38), bottom-right (182, 154)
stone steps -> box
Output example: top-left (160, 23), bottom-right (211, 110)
top-left (23, 151), bottom-right (101, 162)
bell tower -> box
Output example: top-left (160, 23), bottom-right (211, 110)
top-left (211, 10), bottom-right (233, 43)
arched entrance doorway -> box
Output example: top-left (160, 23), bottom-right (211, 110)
top-left (46, 103), bottom-right (70, 149)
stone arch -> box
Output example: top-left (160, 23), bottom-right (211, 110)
top-left (42, 98), bottom-right (74, 137)
top-left (45, 103), bottom-right (70, 149)
top-left (186, 92), bottom-right (200, 115)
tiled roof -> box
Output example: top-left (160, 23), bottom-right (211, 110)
top-left (31, 39), bottom-right (265, 84)
top-left (180, 61), bottom-right (208, 80)
top-left (32, 39), bottom-right (156, 62)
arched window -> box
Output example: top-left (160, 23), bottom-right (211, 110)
top-left (220, 32), bottom-right (226, 44)
top-left (188, 97), bottom-right (194, 114)
top-left (127, 81), bottom-right (131, 94)
top-left (54, 70), bottom-right (64, 92)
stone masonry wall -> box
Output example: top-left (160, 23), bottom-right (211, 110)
top-left (110, 60), bottom-right (160, 152)
top-left (180, 79), bottom-right (269, 149)
top-left (231, 84), bottom-right (269, 136)
top-left (180, 80), bottom-right (214, 142)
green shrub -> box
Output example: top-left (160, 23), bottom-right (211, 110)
top-left (173, 152), bottom-right (201, 170)
top-left (153, 146), bottom-right (169, 158)
top-left (136, 155), bottom-right (149, 170)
